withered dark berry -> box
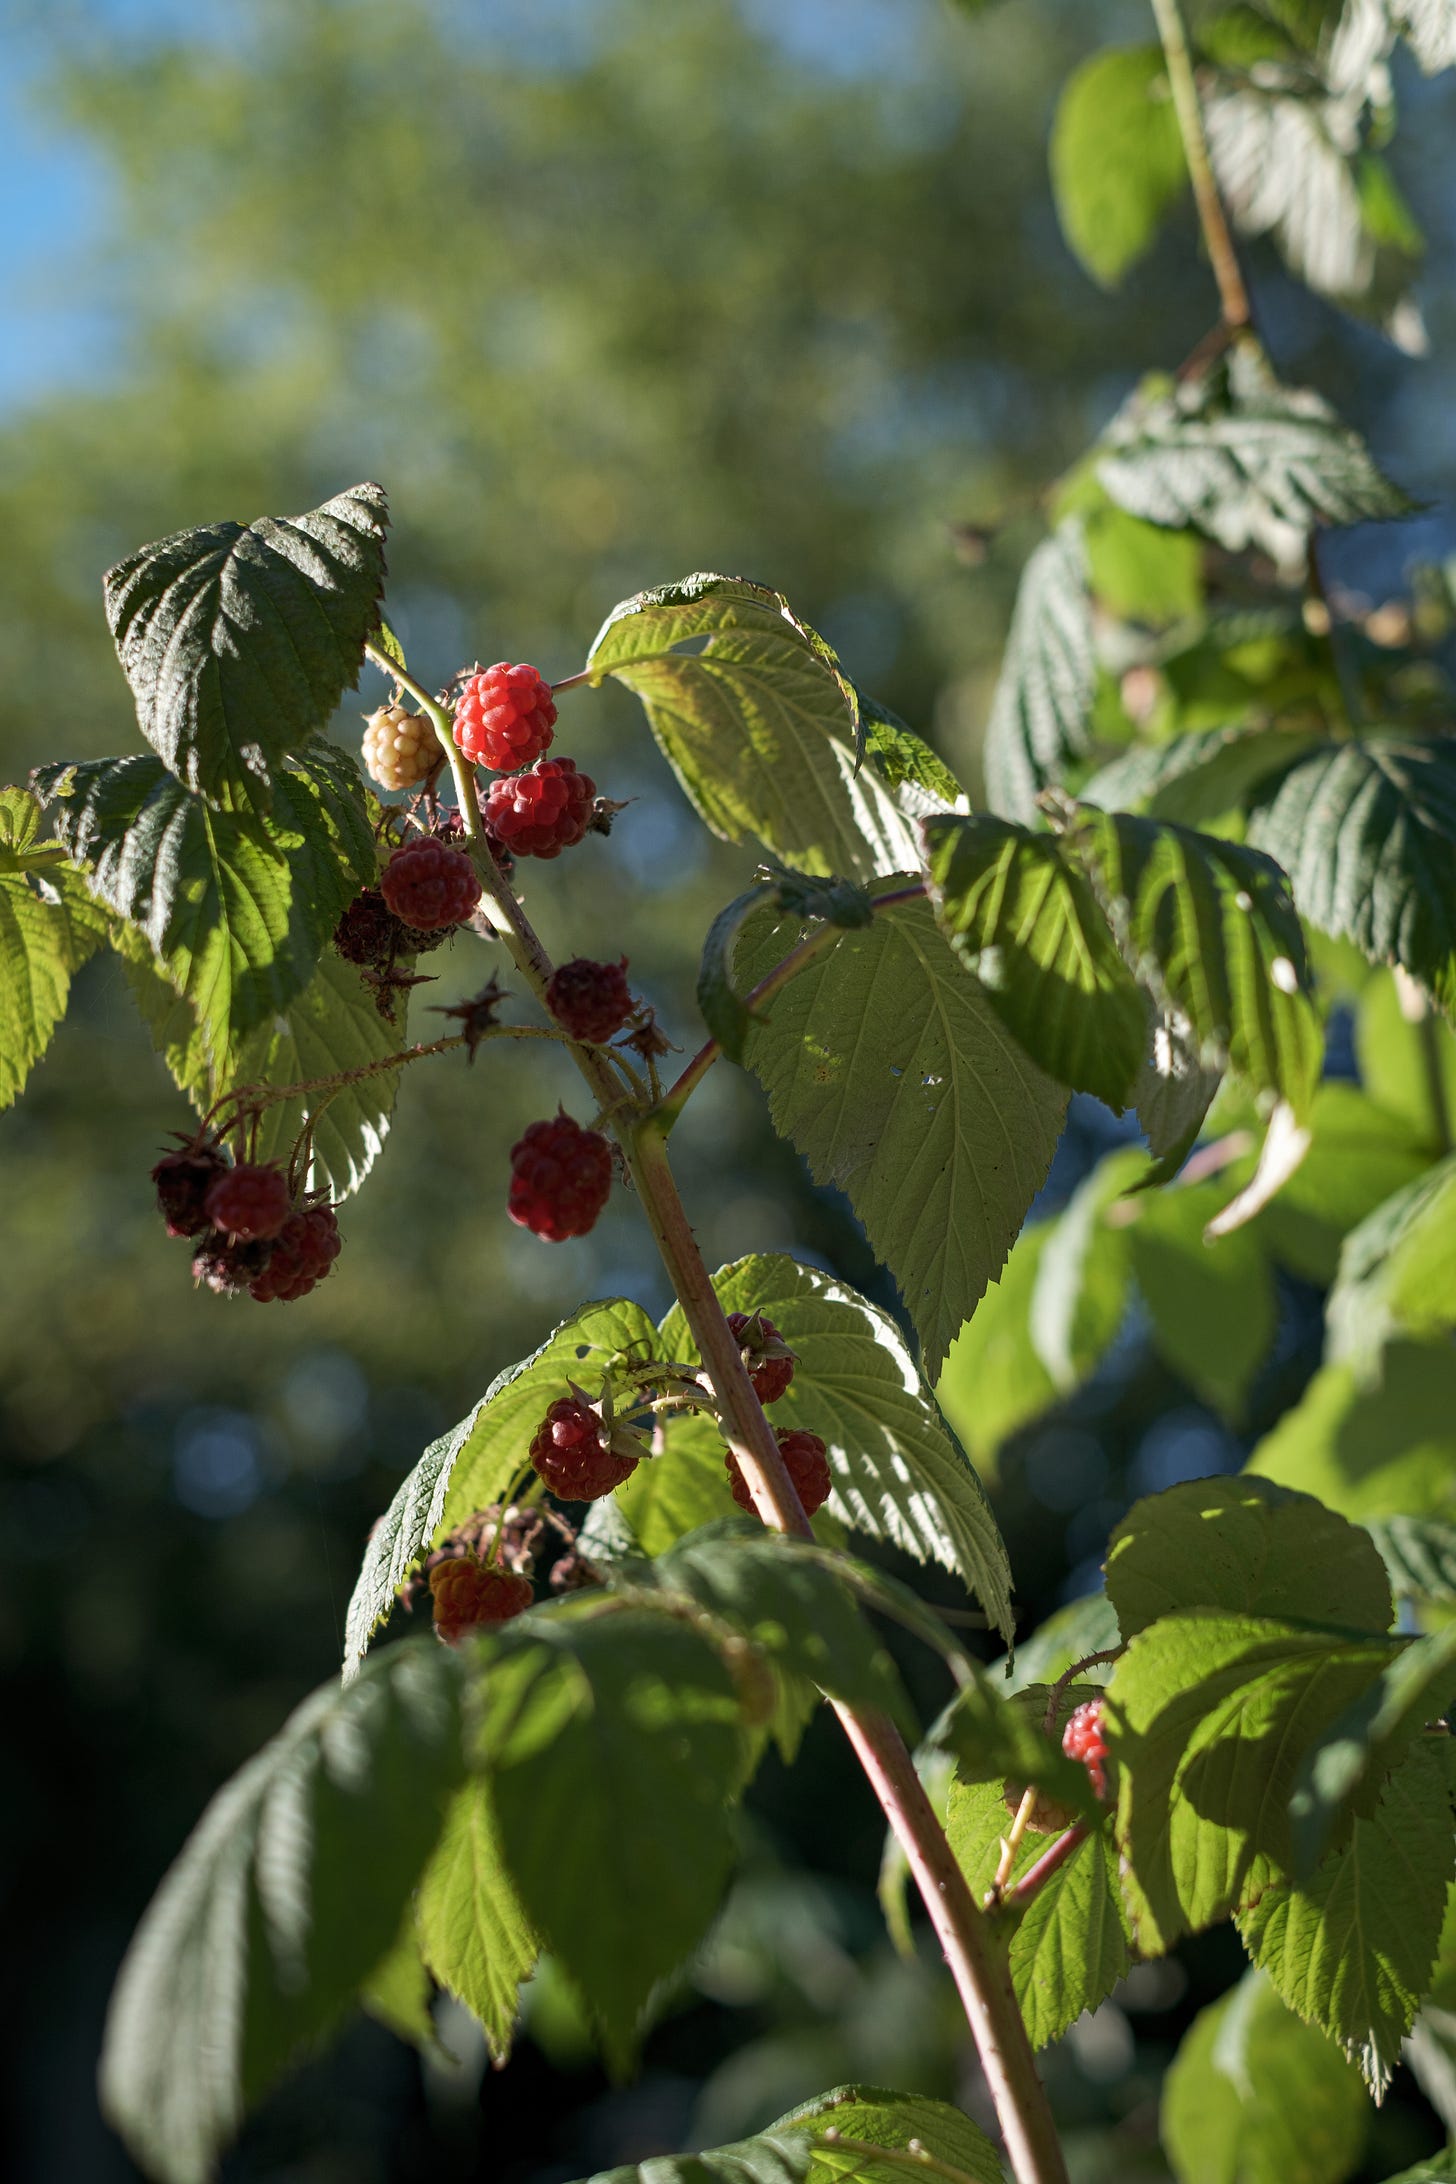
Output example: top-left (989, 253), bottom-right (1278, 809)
top-left (248, 1205), bottom-right (341, 1303)
top-left (379, 837), bottom-right (482, 931)
top-left (192, 1235), bottom-right (276, 1297)
top-left (203, 1162), bottom-right (292, 1243)
top-left (545, 957), bottom-right (634, 1045)
top-left (151, 1141), bottom-right (228, 1238)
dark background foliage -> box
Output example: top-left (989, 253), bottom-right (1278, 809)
top-left (4, 2), bottom-right (1456, 2178)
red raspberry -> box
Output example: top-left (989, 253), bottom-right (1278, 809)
top-left (483, 757), bottom-right (596, 859)
top-left (380, 837), bottom-right (481, 931)
top-left (726, 1428), bottom-right (831, 1518)
top-left (362, 703), bottom-right (438, 792)
top-left (192, 1234), bottom-right (275, 1297)
top-left (1062, 1698), bottom-right (1111, 1802)
top-left (203, 1162), bottom-right (292, 1242)
top-left (529, 1397), bottom-right (640, 1500)
top-left (248, 1204), bottom-right (341, 1303)
top-left (507, 1113), bottom-right (613, 1241)
top-left (151, 1140), bottom-right (228, 1238)
top-left (428, 1558), bottom-right (534, 1643)
top-left (726, 1311), bottom-right (796, 1405)
top-left (545, 957), bottom-right (634, 1044)
top-left (454, 664), bottom-right (558, 771)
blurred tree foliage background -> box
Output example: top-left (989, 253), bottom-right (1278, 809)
top-left (4, 1), bottom-right (1456, 2179)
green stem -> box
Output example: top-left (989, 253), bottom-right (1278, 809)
top-left (1149, 0), bottom-right (1252, 330)
top-left (208, 1025), bottom-right (566, 1125)
top-left (364, 639), bottom-right (483, 841)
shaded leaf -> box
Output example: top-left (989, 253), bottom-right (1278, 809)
top-left (1247, 1340), bottom-right (1456, 1523)
top-left (415, 1784), bottom-right (539, 2060)
top-left (0, 786), bottom-right (106, 1110)
top-left (983, 523), bottom-right (1096, 824)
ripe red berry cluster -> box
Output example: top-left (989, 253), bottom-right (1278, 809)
top-left (379, 837), bottom-right (482, 931)
top-left (454, 663), bottom-right (558, 771)
top-left (152, 1147), bottom-right (341, 1303)
top-left (508, 1113), bottom-right (613, 1241)
top-left (484, 758), bottom-right (596, 859)
top-left (545, 956), bottom-right (634, 1044)
top-left (726, 1428), bottom-right (831, 1518)
top-left (726, 1311), bottom-right (796, 1406)
top-left (428, 1557), bottom-right (534, 1644)
top-left (529, 1397), bottom-right (640, 1500)
top-left (1061, 1698), bottom-right (1110, 1802)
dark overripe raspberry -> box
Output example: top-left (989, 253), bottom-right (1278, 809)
top-left (429, 1558), bottom-right (534, 1643)
top-left (333, 888), bottom-right (398, 970)
top-left (151, 1141), bottom-right (228, 1238)
top-left (203, 1162), bottom-right (292, 1243)
top-left (248, 1205), bottom-right (341, 1303)
top-left (1062, 1697), bottom-right (1110, 1802)
top-left (726, 1428), bottom-right (831, 1518)
top-left (529, 1397), bottom-right (639, 1500)
top-left (362, 703), bottom-right (438, 791)
top-left (484, 757), bottom-right (596, 860)
top-left (508, 1113), bottom-right (613, 1241)
top-left (454, 664), bottom-right (558, 771)
top-left (380, 837), bottom-right (482, 931)
top-left (726, 1311), bottom-right (796, 1405)
top-left (545, 957), bottom-right (634, 1044)
top-left (193, 1235), bottom-right (275, 1297)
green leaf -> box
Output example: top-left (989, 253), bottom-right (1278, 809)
top-left (983, 522), bottom-right (1096, 824)
top-left (100, 1640), bottom-right (464, 2184)
top-left (1364, 1515), bottom-right (1456, 1606)
top-left (774, 2086), bottom-right (1003, 2184)
top-left (697, 871), bottom-right (873, 1065)
top-left (1049, 46), bottom-right (1187, 287)
top-left (1247, 737), bottom-right (1456, 1016)
top-left (1081, 723), bottom-right (1324, 829)
top-left (103, 482), bottom-right (389, 809)
top-left (934, 1224), bottom-right (1062, 1469)
top-left (1356, 972), bottom-right (1456, 1148)
top-left (1161, 1968), bottom-right (1369, 2184)
top-left (1240, 1743), bottom-right (1454, 2094)
top-left (0, 786), bottom-right (106, 1110)
top-left (1028, 1149), bottom-right (1140, 1393)
top-left (923, 813), bottom-right (1148, 1107)
top-left (1131, 1003), bottom-right (1225, 1186)
top-left (1105, 1477), bottom-right (1394, 1641)
top-left (1287, 1623), bottom-right (1456, 1872)
top-left (414, 1783), bottom-right (539, 2059)
top-left (478, 1605), bottom-right (743, 2055)
top-left (582, 2134), bottom-right (812, 2184)
top-left (1097, 346), bottom-right (1411, 567)
top-left (947, 1768), bottom-right (1130, 2048)
top-left (1125, 1178), bottom-right (1277, 1419)
top-left (939, 1674), bottom-right (1104, 1825)
top-left (35, 748), bottom-right (373, 1059)
top-left (1325, 1155), bottom-right (1456, 1373)
top-left (1084, 499), bottom-right (1205, 623)
top-left (342, 1298), bottom-right (658, 1676)
top-left (1253, 1084), bottom-right (1432, 1287)
top-left (858, 695), bottom-right (965, 810)
top-left (360, 1914), bottom-right (436, 2051)
top-left (1247, 1340), bottom-right (1456, 1523)
top-left (997, 1592), bottom-right (1122, 1695)
top-left (1107, 1612), bottom-right (1398, 1953)
top-left (658, 1255), bottom-right (1015, 1641)
top-left (615, 1407), bottom-right (744, 1554)
top-left (734, 890), bottom-right (1067, 1376)
top-left (1066, 803), bottom-right (1322, 1120)
top-left (587, 573), bottom-right (919, 882)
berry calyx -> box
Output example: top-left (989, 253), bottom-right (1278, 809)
top-left (202, 1161), bottom-right (292, 1243)
top-left (151, 1140), bottom-right (228, 1238)
top-left (1062, 1697), bottom-right (1110, 1803)
top-left (483, 757), bottom-right (596, 860)
top-left (508, 1113), bottom-right (613, 1241)
top-left (726, 1428), bottom-right (831, 1518)
top-left (545, 956), bottom-right (634, 1045)
top-left (454, 664), bottom-right (558, 771)
top-left (362, 703), bottom-right (438, 792)
top-left (428, 1558), bottom-right (534, 1644)
top-left (192, 1235), bottom-right (275, 1297)
top-left (379, 837), bottom-right (482, 932)
top-left (529, 1396), bottom-right (640, 1500)
top-left (247, 1204), bottom-right (342, 1303)
top-left (725, 1311), bottom-right (797, 1405)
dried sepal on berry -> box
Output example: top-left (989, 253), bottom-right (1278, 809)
top-left (725, 1311), bottom-right (797, 1406)
top-left (434, 974), bottom-right (509, 1061)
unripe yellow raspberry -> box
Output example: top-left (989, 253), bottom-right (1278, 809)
top-left (361, 703), bottom-right (438, 792)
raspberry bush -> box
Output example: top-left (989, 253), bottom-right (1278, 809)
top-left (9, 12), bottom-right (1456, 2184)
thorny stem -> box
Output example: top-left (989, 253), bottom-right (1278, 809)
top-left (451, 828), bottom-right (1067, 2184)
top-left (207, 1026), bottom-right (568, 1127)
top-left (550, 666), bottom-right (597, 694)
top-left (1001, 1823), bottom-right (1092, 1913)
top-left (1044, 1648), bottom-right (1124, 1737)
top-left (1149, 0), bottom-right (1252, 330)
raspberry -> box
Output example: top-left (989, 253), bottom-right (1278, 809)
top-left (248, 1204), bottom-right (341, 1303)
top-left (333, 888), bottom-right (399, 969)
top-left (152, 1141), bottom-right (228, 1238)
top-left (1062, 1698), bottom-right (1110, 1802)
top-left (454, 664), bottom-right (558, 771)
top-left (529, 1397), bottom-right (640, 1500)
top-left (362, 703), bottom-right (438, 792)
top-left (508, 1113), bottom-right (613, 1241)
top-left (379, 838), bottom-right (482, 932)
top-left (202, 1162), bottom-right (292, 1242)
top-left (726, 1428), bottom-right (831, 1518)
top-left (725, 1311), bottom-right (796, 1405)
top-left (429, 1558), bottom-right (534, 1643)
top-left (483, 757), bottom-right (596, 860)
top-left (545, 957), bottom-right (634, 1044)
top-left (192, 1235), bottom-right (275, 1297)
